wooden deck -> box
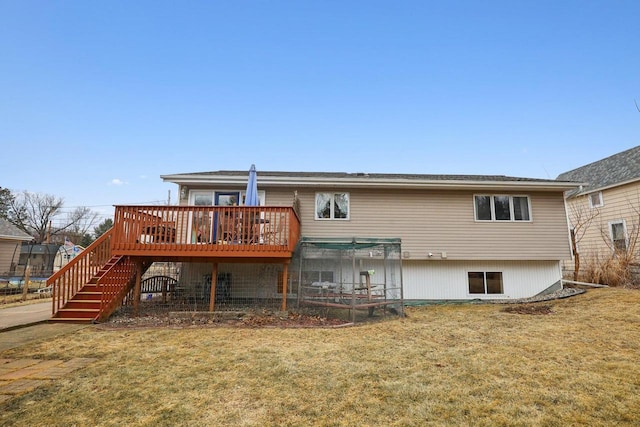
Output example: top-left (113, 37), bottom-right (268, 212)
top-left (47, 205), bottom-right (301, 321)
top-left (112, 205), bottom-right (301, 259)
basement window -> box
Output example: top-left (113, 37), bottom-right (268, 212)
top-left (468, 272), bottom-right (504, 294)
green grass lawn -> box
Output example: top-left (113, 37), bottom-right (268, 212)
top-left (2, 288), bottom-right (639, 426)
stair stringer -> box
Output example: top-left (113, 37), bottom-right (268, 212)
top-left (95, 257), bottom-right (152, 322)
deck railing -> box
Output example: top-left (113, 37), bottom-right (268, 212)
top-left (47, 228), bottom-right (114, 315)
top-left (111, 205), bottom-right (300, 257)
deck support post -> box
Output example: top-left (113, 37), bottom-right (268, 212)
top-left (281, 263), bottom-right (288, 311)
top-left (133, 260), bottom-right (142, 316)
top-left (209, 263), bottom-right (218, 312)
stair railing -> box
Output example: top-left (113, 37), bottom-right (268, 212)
top-left (47, 228), bottom-right (114, 316)
top-left (97, 256), bottom-right (139, 322)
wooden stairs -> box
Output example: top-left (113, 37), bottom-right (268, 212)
top-left (51, 255), bottom-right (128, 323)
top-left (48, 229), bottom-right (147, 324)
top-left (51, 282), bottom-right (103, 322)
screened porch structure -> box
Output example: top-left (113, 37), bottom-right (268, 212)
top-left (296, 237), bottom-right (404, 322)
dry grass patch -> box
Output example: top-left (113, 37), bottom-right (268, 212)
top-left (1, 288), bottom-right (639, 426)
top-left (1, 294), bottom-right (51, 308)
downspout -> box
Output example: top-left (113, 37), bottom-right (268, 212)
top-left (561, 192), bottom-right (577, 284)
top-left (562, 193), bottom-right (574, 263)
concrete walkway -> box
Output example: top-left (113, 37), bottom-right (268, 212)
top-left (0, 301), bottom-right (52, 331)
top-left (1, 301), bottom-right (88, 352)
top-left (0, 323), bottom-right (88, 352)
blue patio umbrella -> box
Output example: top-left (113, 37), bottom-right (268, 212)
top-left (245, 164), bottom-right (259, 206)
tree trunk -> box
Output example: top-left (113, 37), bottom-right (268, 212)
top-left (571, 229), bottom-right (580, 281)
top-left (22, 266), bottom-right (31, 301)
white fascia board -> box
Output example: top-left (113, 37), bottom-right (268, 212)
top-left (569, 177), bottom-right (640, 198)
top-left (0, 235), bottom-right (33, 241)
top-left (161, 173), bottom-right (579, 192)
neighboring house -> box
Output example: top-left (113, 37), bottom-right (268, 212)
top-left (557, 145), bottom-right (640, 272)
top-left (0, 218), bottom-right (33, 278)
top-left (48, 169), bottom-right (577, 322)
top-left (162, 171), bottom-right (576, 301)
top-left (16, 243), bottom-right (61, 278)
top-left (53, 243), bottom-right (86, 273)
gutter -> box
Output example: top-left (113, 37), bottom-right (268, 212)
top-left (162, 174), bottom-right (579, 192)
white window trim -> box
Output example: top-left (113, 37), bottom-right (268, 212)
top-left (314, 192), bottom-right (350, 220)
top-left (608, 219), bottom-right (628, 252)
top-left (588, 191), bottom-right (604, 208)
top-left (188, 190), bottom-right (266, 206)
top-left (466, 270), bottom-right (505, 296)
top-left (473, 195), bottom-right (532, 222)
top-left (189, 190), bottom-right (214, 206)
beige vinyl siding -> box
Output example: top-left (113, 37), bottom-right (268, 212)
top-left (177, 186), bottom-right (572, 261)
top-left (263, 187), bottom-right (571, 261)
top-left (402, 260), bottom-right (562, 300)
top-left (0, 240), bottom-right (21, 276)
top-left (566, 181), bottom-right (640, 262)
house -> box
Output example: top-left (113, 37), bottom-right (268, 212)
top-left (53, 243), bottom-right (85, 273)
top-left (0, 218), bottom-right (33, 278)
top-left (557, 145), bottom-right (640, 277)
top-left (47, 169), bottom-right (578, 323)
top-left (16, 243), bottom-right (60, 278)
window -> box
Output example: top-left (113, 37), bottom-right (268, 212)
top-left (315, 193), bottom-right (349, 220)
top-left (302, 271), bottom-right (335, 284)
top-left (474, 195), bottom-right (531, 221)
top-left (277, 271), bottom-right (297, 295)
top-left (589, 192), bottom-right (603, 208)
top-left (468, 272), bottom-right (503, 294)
top-left (188, 190), bottom-right (265, 206)
top-left (610, 221), bottom-right (627, 252)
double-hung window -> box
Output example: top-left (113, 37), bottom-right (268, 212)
top-left (474, 195), bottom-right (531, 221)
top-left (315, 192), bottom-right (349, 220)
top-left (610, 220), bottom-right (627, 252)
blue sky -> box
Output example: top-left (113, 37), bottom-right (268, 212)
top-left (1, 1), bottom-right (639, 224)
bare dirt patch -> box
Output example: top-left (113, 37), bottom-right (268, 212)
top-left (501, 304), bottom-right (554, 315)
top-left (97, 309), bottom-right (350, 329)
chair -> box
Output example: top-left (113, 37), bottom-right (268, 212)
top-left (263, 215), bottom-right (285, 245)
top-left (218, 211), bottom-right (241, 244)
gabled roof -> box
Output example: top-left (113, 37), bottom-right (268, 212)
top-left (19, 243), bottom-right (59, 254)
top-left (162, 170), bottom-right (578, 192)
top-left (557, 145), bottom-right (640, 196)
top-left (0, 218), bottom-right (33, 241)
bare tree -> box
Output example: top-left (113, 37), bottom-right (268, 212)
top-left (5, 191), bottom-right (99, 244)
top-left (64, 207), bottom-right (100, 241)
top-left (567, 199), bottom-right (600, 281)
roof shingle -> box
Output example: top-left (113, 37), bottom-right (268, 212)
top-left (556, 145), bottom-right (640, 196)
top-left (0, 218), bottom-right (32, 241)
